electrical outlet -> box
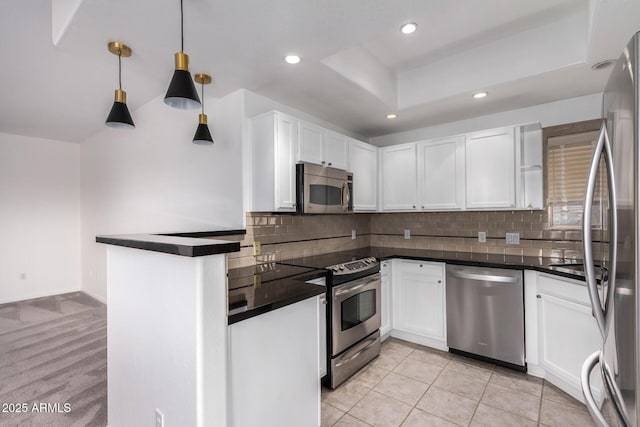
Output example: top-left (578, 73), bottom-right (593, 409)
top-left (506, 232), bottom-right (520, 244)
top-left (253, 241), bottom-right (261, 256)
top-left (352, 229), bottom-right (356, 240)
top-left (404, 229), bottom-right (411, 240)
top-left (478, 232), bottom-right (486, 243)
top-left (155, 409), bottom-right (164, 427)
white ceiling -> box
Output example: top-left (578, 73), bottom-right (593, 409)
top-left (1, 0), bottom-right (638, 143)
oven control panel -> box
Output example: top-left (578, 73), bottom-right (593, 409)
top-left (328, 257), bottom-right (378, 275)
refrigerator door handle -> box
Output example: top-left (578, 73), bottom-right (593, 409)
top-left (602, 124), bottom-right (618, 328)
top-left (581, 351), bottom-right (610, 427)
top-left (582, 122), bottom-right (616, 338)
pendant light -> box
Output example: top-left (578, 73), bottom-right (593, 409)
top-left (164, 0), bottom-right (200, 109)
top-left (105, 42), bottom-right (135, 129)
top-left (192, 73), bottom-right (213, 145)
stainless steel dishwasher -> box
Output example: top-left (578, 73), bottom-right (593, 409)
top-left (446, 265), bottom-right (525, 370)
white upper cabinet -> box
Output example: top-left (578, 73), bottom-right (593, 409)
top-left (348, 139), bottom-right (378, 211)
top-left (297, 121), bottom-right (349, 170)
top-left (324, 131), bottom-right (349, 170)
top-left (417, 137), bottom-right (465, 210)
top-left (465, 127), bottom-right (516, 209)
top-left (298, 120), bottom-right (325, 166)
top-left (250, 111), bottom-right (297, 212)
top-left (518, 124), bottom-right (543, 209)
top-left (380, 143), bottom-right (418, 211)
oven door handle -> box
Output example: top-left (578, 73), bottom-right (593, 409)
top-left (335, 334), bottom-right (378, 368)
top-left (334, 274), bottom-right (380, 298)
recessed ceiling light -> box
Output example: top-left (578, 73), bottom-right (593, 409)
top-left (400, 23), bottom-right (417, 35)
top-left (386, 113), bottom-right (398, 119)
top-left (591, 59), bottom-right (616, 70)
top-left (284, 55), bottom-right (301, 65)
top-left (473, 92), bottom-right (488, 99)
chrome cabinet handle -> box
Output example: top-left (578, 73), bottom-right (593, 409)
top-left (581, 351), bottom-right (609, 427)
top-left (582, 122), bottom-right (616, 338)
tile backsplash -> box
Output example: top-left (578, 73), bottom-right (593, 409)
top-left (226, 210), bottom-right (607, 269)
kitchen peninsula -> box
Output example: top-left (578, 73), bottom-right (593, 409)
top-left (97, 231), bottom-right (326, 427)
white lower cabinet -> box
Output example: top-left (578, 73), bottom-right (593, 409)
top-left (229, 296), bottom-right (320, 427)
top-left (526, 272), bottom-right (603, 403)
top-left (391, 259), bottom-right (447, 350)
top-left (380, 260), bottom-right (392, 339)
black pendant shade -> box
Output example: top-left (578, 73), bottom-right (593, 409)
top-left (105, 42), bottom-right (135, 129)
top-left (106, 100), bottom-right (135, 129)
top-left (192, 73), bottom-right (213, 145)
top-left (164, 68), bottom-right (201, 109)
top-left (193, 122), bottom-right (213, 145)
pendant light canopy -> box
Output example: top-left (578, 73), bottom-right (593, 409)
top-left (192, 73), bottom-right (213, 145)
top-left (105, 42), bottom-right (135, 129)
top-left (164, 0), bottom-right (200, 109)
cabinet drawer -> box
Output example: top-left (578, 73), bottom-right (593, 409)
top-left (399, 260), bottom-right (444, 277)
top-left (537, 273), bottom-right (590, 306)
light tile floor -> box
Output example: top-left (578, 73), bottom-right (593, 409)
top-left (321, 338), bottom-right (598, 427)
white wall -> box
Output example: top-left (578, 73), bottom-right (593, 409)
top-left (81, 92), bottom-right (245, 302)
top-left (0, 133), bottom-right (80, 303)
top-left (370, 93), bottom-right (603, 146)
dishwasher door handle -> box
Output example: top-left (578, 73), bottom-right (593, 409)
top-left (448, 270), bottom-right (519, 283)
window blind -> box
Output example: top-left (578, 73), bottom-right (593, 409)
top-left (546, 130), bottom-right (604, 228)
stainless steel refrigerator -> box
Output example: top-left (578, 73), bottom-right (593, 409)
top-left (581, 31), bottom-right (640, 427)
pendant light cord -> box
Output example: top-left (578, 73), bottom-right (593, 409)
top-left (118, 52), bottom-right (122, 90)
top-left (180, 0), bottom-right (184, 52)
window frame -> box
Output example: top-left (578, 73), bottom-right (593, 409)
top-left (542, 119), bottom-right (604, 230)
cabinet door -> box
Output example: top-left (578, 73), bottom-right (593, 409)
top-left (380, 144), bottom-right (417, 211)
top-left (465, 127), bottom-right (516, 209)
top-left (417, 137), bottom-right (465, 210)
top-left (538, 292), bottom-right (602, 390)
top-left (394, 261), bottom-right (446, 342)
top-left (298, 120), bottom-right (325, 166)
top-left (275, 114), bottom-right (298, 211)
top-left (348, 139), bottom-right (378, 211)
top-left (325, 131), bottom-right (349, 170)
top-left (380, 260), bottom-right (392, 337)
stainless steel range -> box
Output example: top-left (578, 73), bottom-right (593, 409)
top-left (326, 257), bottom-right (381, 388)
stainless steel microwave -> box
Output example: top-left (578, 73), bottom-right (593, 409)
top-left (296, 163), bottom-right (353, 214)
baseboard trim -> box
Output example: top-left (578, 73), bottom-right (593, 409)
top-left (0, 287), bottom-right (81, 305)
top-left (390, 330), bottom-right (448, 352)
top-left (81, 289), bottom-right (107, 304)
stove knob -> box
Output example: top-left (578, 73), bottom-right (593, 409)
top-left (332, 266), bottom-right (339, 272)
top-left (339, 266), bottom-right (345, 270)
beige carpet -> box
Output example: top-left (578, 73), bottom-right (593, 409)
top-left (0, 292), bottom-right (107, 427)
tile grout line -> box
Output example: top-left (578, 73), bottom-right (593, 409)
top-left (467, 363), bottom-right (496, 426)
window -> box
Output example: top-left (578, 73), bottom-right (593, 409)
top-left (546, 130), bottom-right (606, 228)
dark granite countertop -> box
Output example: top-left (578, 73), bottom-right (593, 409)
top-left (280, 247), bottom-right (603, 283)
top-left (96, 233), bottom-right (241, 257)
top-left (227, 263), bottom-right (327, 324)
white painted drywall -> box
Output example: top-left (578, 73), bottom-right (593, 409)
top-left (0, 133), bottom-right (80, 303)
top-left (107, 247), bottom-right (228, 427)
top-left (81, 92), bottom-right (245, 302)
top-left (369, 93), bottom-right (603, 146)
